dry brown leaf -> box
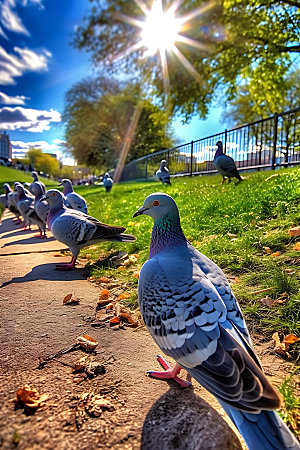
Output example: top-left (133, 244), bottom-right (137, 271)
top-left (118, 266), bottom-right (125, 271)
top-left (16, 385), bottom-right (48, 409)
top-left (270, 251), bottom-right (280, 257)
top-left (133, 272), bottom-right (140, 279)
top-left (263, 247), bottom-right (272, 254)
top-left (97, 299), bottom-right (111, 306)
top-left (109, 316), bottom-right (120, 325)
top-left (119, 312), bottom-right (138, 327)
top-left (234, 277), bottom-right (240, 283)
top-left (106, 303), bottom-right (115, 310)
top-left (260, 296), bottom-right (276, 307)
top-left (63, 293), bottom-right (80, 305)
top-left (282, 334), bottom-right (299, 344)
top-left (288, 226), bottom-right (300, 237)
top-left (118, 292), bottom-right (130, 300)
top-left (76, 335), bottom-right (98, 351)
top-left (99, 289), bottom-right (110, 300)
top-left (294, 242), bottom-right (300, 251)
top-left (99, 276), bottom-right (111, 283)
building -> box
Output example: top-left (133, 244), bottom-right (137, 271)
top-left (0, 132), bottom-right (12, 161)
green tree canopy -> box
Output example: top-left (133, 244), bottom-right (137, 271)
top-left (63, 76), bottom-right (174, 169)
top-left (74, 0), bottom-right (300, 120)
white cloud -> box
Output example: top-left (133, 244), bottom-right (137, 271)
top-left (0, 45), bottom-right (51, 85)
top-left (0, 106), bottom-right (61, 132)
top-left (1, 0), bottom-right (30, 35)
top-left (0, 90), bottom-right (28, 105)
top-left (11, 137), bottom-right (74, 165)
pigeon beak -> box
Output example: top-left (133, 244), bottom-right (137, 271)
top-left (58, 183), bottom-right (62, 186)
top-left (133, 206), bottom-right (148, 218)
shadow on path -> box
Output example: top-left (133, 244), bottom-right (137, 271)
top-left (2, 236), bottom-right (56, 247)
top-left (141, 386), bottom-right (242, 450)
top-left (1, 262), bottom-right (85, 288)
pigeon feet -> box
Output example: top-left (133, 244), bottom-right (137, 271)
top-left (147, 355), bottom-right (192, 388)
top-left (56, 256), bottom-right (77, 271)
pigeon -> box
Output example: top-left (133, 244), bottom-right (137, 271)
top-left (30, 182), bottom-right (49, 233)
top-left (59, 179), bottom-right (88, 213)
top-left (31, 171), bottom-right (46, 194)
top-left (133, 192), bottom-right (300, 450)
top-left (156, 160), bottom-right (171, 185)
top-left (15, 184), bottom-right (46, 236)
top-left (103, 173), bottom-right (113, 193)
top-left (213, 141), bottom-right (243, 183)
top-left (3, 183), bottom-right (21, 222)
top-left (41, 189), bottom-right (136, 270)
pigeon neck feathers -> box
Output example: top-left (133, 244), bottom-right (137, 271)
top-left (149, 213), bottom-right (187, 259)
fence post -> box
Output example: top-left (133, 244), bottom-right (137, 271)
top-left (224, 129), bottom-right (227, 153)
top-left (272, 113), bottom-right (278, 170)
top-left (145, 158), bottom-right (148, 178)
top-left (190, 140), bottom-right (194, 176)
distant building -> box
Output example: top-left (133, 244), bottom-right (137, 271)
top-left (0, 132), bottom-right (12, 161)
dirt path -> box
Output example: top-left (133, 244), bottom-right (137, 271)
top-left (0, 211), bottom-right (295, 450)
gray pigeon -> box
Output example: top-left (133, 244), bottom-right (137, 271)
top-left (3, 183), bottom-right (21, 222)
top-left (133, 192), bottom-right (299, 450)
top-left (31, 171), bottom-right (46, 194)
top-left (213, 141), bottom-right (242, 183)
top-left (16, 184), bottom-right (46, 236)
top-left (103, 173), bottom-right (113, 192)
top-left (30, 182), bottom-right (49, 230)
top-left (41, 189), bottom-right (136, 270)
top-left (59, 179), bottom-right (88, 213)
top-left (156, 160), bottom-right (171, 185)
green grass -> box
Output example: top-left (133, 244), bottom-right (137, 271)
top-left (72, 167), bottom-right (300, 338)
top-left (278, 375), bottom-right (300, 436)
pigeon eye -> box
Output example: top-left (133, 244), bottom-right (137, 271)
top-left (52, 193), bottom-right (56, 196)
top-left (153, 200), bottom-right (160, 207)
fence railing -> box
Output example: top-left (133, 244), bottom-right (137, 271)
top-left (118, 107), bottom-right (300, 182)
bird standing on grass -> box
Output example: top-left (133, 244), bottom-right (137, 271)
top-left (156, 160), bottom-right (171, 185)
top-left (103, 173), bottom-right (113, 193)
top-left (41, 189), bottom-right (136, 270)
top-left (213, 141), bottom-right (243, 183)
top-left (59, 178), bottom-right (88, 213)
top-left (133, 192), bottom-right (299, 450)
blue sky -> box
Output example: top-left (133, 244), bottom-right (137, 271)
top-left (0, 0), bottom-right (223, 165)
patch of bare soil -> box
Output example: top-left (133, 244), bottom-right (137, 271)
top-left (0, 213), bottom-right (298, 450)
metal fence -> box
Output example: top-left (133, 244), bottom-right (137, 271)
top-left (119, 107), bottom-right (300, 182)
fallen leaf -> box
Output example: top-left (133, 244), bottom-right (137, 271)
top-left (109, 316), bottom-right (120, 325)
top-left (118, 266), bottom-right (125, 271)
top-left (260, 296), bottom-right (276, 307)
top-left (63, 293), bottom-right (80, 305)
top-left (118, 292), bottom-right (130, 300)
top-left (73, 355), bottom-right (89, 372)
top-left (128, 221), bottom-right (136, 227)
top-left (99, 289), bottom-right (110, 300)
top-left (270, 251), bottom-right (280, 257)
top-left (227, 232), bottom-right (237, 238)
top-left (288, 226), bottom-right (300, 237)
top-left (294, 242), bottom-right (300, 251)
top-left (106, 303), bottom-right (115, 310)
top-left (76, 335), bottom-right (98, 351)
top-left (119, 312), bottom-right (138, 327)
top-left (234, 277), bottom-right (240, 283)
top-left (133, 272), bottom-right (140, 279)
top-left (282, 334), bottom-right (299, 344)
top-left (97, 299), bottom-right (111, 306)
top-left (99, 276), bottom-right (111, 283)
top-left (15, 385), bottom-right (48, 409)
top-left (264, 247), bottom-right (272, 254)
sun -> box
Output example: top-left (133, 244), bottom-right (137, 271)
top-left (140, 0), bottom-right (182, 55)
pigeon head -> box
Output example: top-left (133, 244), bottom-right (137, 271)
top-left (104, 173), bottom-right (110, 178)
top-left (3, 183), bottom-right (10, 194)
top-left (215, 141), bottom-right (224, 157)
top-left (59, 178), bottom-right (73, 194)
top-left (30, 182), bottom-right (44, 197)
top-left (41, 189), bottom-right (64, 207)
top-left (161, 160), bottom-right (167, 167)
top-left (32, 171), bottom-right (39, 181)
top-left (15, 184), bottom-right (26, 198)
top-left (133, 193), bottom-right (180, 222)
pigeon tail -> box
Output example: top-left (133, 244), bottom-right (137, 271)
top-left (219, 401), bottom-right (300, 450)
top-left (108, 233), bottom-right (137, 242)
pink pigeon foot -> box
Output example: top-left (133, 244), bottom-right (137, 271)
top-left (147, 355), bottom-right (192, 388)
top-left (56, 256), bottom-right (77, 271)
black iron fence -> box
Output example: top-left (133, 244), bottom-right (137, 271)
top-left (118, 107), bottom-right (300, 182)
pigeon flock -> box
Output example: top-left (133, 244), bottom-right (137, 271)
top-left (1, 144), bottom-right (298, 450)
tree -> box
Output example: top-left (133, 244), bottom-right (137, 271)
top-left (74, 0), bottom-right (300, 120)
top-left (27, 148), bottom-right (43, 167)
top-left (35, 154), bottom-right (60, 177)
top-left (63, 76), bottom-right (174, 169)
